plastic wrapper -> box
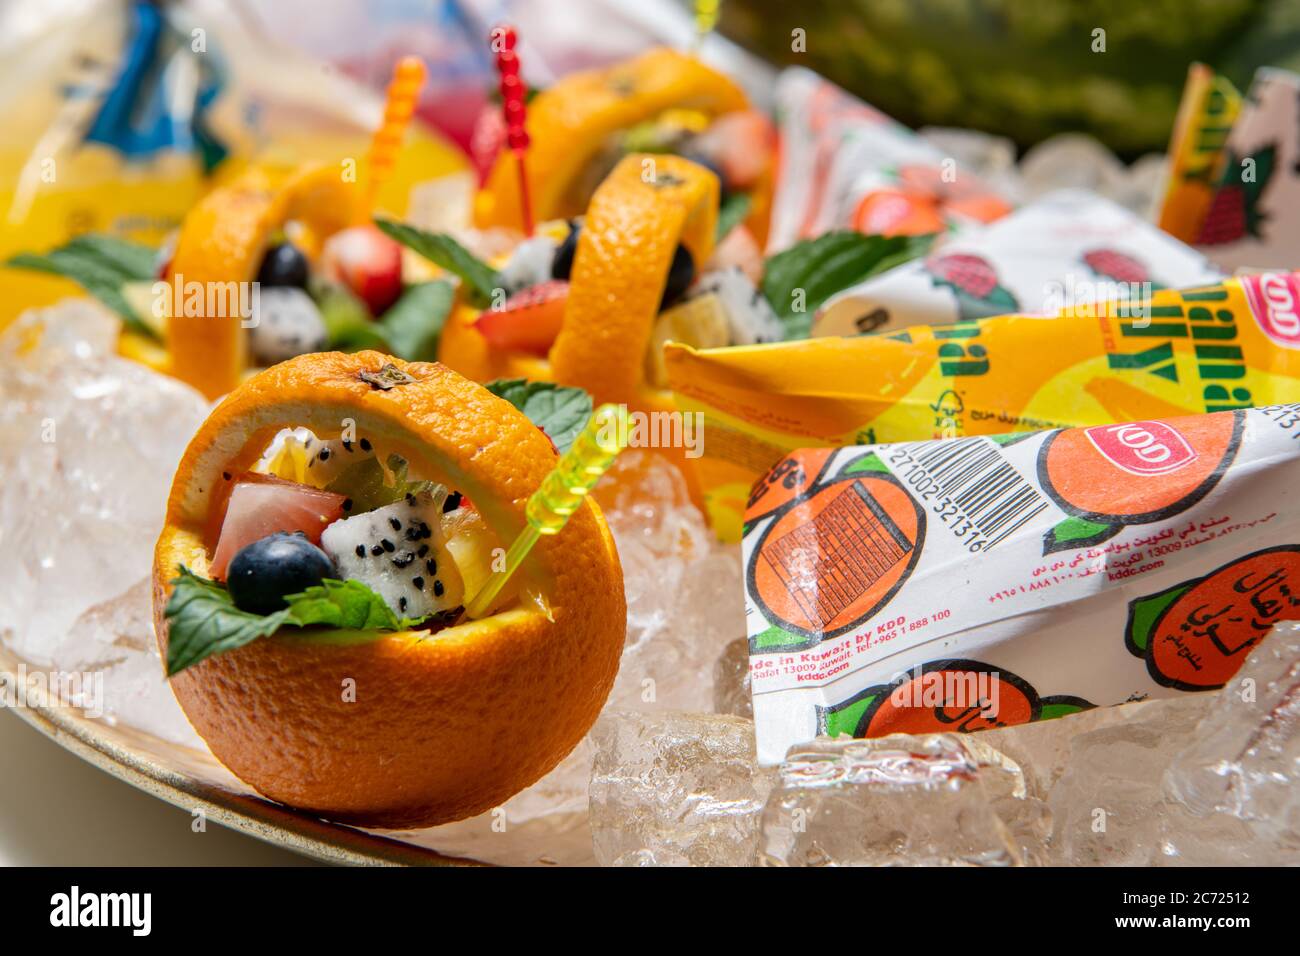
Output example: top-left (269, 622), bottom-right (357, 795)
top-left (666, 271), bottom-right (1300, 539)
top-left (766, 67), bottom-right (1012, 255)
top-left (811, 190), bottom-right (1222, 336)
top-left (0, 0), bottom-right (465, 327)
top-left (1157, 63), bottom-right (1241, 244)
top-left (740, 405), bottom-right (1300, 764)
top-left (1194, 67), bottom-right (1300, 271)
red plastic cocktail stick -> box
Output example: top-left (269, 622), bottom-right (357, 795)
top-left (492, 25), bottom-right (534, 236)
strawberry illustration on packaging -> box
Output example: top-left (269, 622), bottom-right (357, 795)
top-left (1195, 144), bottom-right (1277, 246)
top-left (1192, 67), bottom-right (1300, 271)
top-left (926, 252), bottom-right (1019, 320)
top-left (1081, 247), bottom-right (1164, 291)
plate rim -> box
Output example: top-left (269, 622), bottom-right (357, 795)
top-left (0, 650), bottom-right (483, 867)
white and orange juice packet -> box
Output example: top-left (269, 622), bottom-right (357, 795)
top-left (741, 405), bottom-right (1300, 764)
top-left (811, 191), bottom-right (1222, 336)
top-left (767, 67), bottom-right (1011, 255)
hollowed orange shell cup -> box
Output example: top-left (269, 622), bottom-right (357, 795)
top-left (152, 351), bottom-right (625, 828)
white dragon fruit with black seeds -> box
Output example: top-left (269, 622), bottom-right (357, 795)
top-left (249, 287), bottom-right (328, 365)
top-left (256, 427), bottom-right (377, 487)
top-left (496, 234), bottom-right (559, 295)
top-left (692, 266), bottom-right (784, 344)
top-left (320, 491), bottom-right (465, 619)
top-left (302, 433), bottom-right (375, 485)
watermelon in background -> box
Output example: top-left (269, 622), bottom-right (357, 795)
top-left (720, 0), bottom-right (1300, 155)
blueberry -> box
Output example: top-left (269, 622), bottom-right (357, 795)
top-left (681, 151), bottom-right (730, 199)
top-left (550, 220), bottom-right (580, 280)
top-left (256, 242), bottom-right (310, 289)
top-left (660, 243), bottom-right (695, 310)
top-left (227, 532), bottom-right (334, 615)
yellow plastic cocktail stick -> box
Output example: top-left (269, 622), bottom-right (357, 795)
top-left (694, 0), bottom-right (721, 51)
top-left (363, 56), bottom-right (427, 216)
top-left (465, 404), bottom-right (630, 619)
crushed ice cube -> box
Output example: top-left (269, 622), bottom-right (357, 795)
top-left (762, 735), bottom-right (1024, 866)
top-left (0, 302), bottom-right (209, 668)
top-left (1162, 623), bottom-right (1300, 861)
top-left (713, 637), bottom-right (752, 718)
top-left (919, 126), bottom-right (1021, 203)
top-left (1046, 695), bottom-right (1214, 865)
top-left (53, 578), bottom-right (205, 748)
top-left (1017, 133), bottom-right (1165, 217)
top-left (588, 711), bottom-right (774, 866)
top-left (595, 452), bottom-right (743, 713)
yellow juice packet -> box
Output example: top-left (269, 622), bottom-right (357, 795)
top-left (1157, 64), bottom-right (1242, 244)
top-left (666, 273), bottom-right (1300, 540)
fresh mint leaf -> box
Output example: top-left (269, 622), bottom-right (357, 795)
top-left (6, 234), bottom-right (161, 340)
top-left (284, 578), bottom-right (427, 631)
top-left (485, 378), bottom-right (593, 453)
top-left (311, 277), bottom-right (392, 352)
top-left (164, 567), bottom-right (430, 674)
top-left (761, 232), bottom-right (933, 340)
top-left (374, 218), bottom-right (497, 308)
top-left (164, 567), bottom-right (291, 675)
top-left (716, 191), bottom-right (753, 241)
top-left (378, 280), bottom-right (454, 362)
top-left (324, 453), bottom-right (441, 513)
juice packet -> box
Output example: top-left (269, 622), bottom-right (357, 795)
top-left (1194, 67), bottom-right (1300, 271)
top-left (767, 67), bottom-right (1011, 254)
top-left (741, 405), bottom-right (1300, 764)
top-left (811, 190), bottom-right (1222, 336)
top-left (1156, 63), bottom-right (1241, 244)
top-left (666, 271), bottom-right (1300, 540)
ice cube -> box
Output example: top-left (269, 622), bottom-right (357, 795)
top-left (1047, 695), bottom-right (1214, 866)
top-left (1162, 623), bottom-right (1300, 861)
top-left (0, 298), bottom-right (120, 364)
top-left (0, 303), bottom-right (209, 668)
top-left (762, 734), bottom-right (1023, 866)
top-left (980, 699), bottom-right (1180, 799)
top-left (595, 452), bottom-right (744, 713)
top-left (919, 126), bottom-right (1021, 203)
top-left (713, 637), bottom-right (752, 718)
top-left (51, 579), bottom-right (205, 748)
top-left (588, 711), bottom-right (773, 867)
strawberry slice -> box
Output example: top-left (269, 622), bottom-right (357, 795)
top-left (691, 110), bottom-right (776, 191)
top-left (474, 279), bottom-right (568, 356)
top-left (320, 225), bottom-right (404, 316)
top-left (209, 474), bottom-right (348, 580)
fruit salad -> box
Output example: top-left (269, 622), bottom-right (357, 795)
top-left (473, 48), bottom-right (774, 244)
top-left (6, 162), bottom-right (458, 400)
top-left (199, 437), bottom-right (491, 632)
top-left (452, 154), bottom-right (786, 389)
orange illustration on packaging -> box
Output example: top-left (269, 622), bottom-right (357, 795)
top-left (666, 272), bottom-right (1300, 539)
